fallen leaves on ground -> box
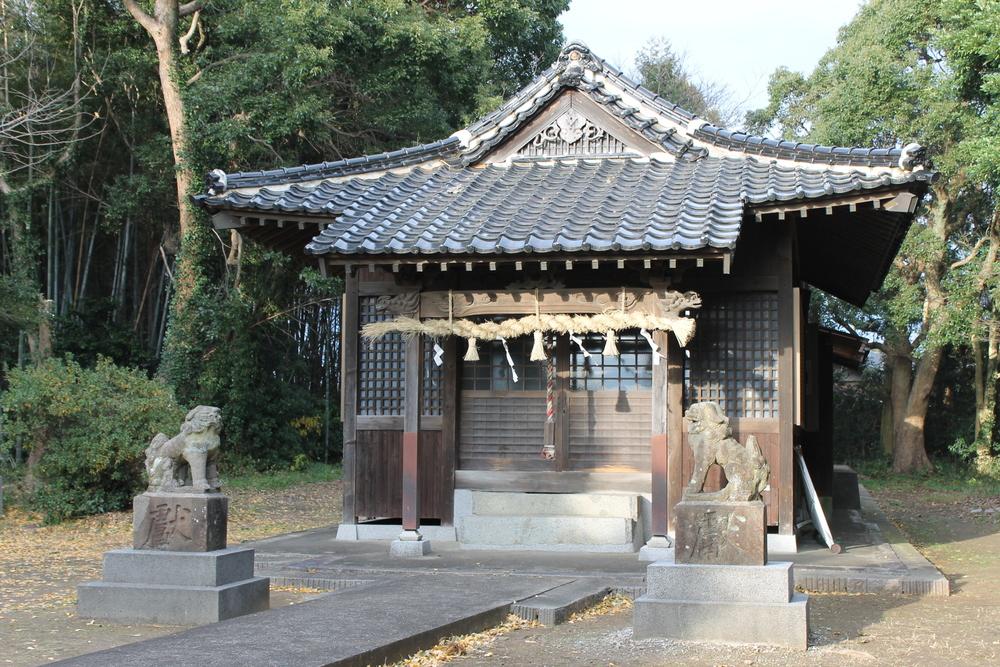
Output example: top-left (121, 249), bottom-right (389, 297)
top-left (0, 480), bottom-right (342, 618)
top-left (566, 592), bottom-right (633, 623)
top-left (393, 614), bottom-right (540, 667)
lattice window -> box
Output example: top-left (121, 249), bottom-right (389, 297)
top-left (684, 293), bottom-right (780, 419)
top-left (570, 331), bottom-right (653, 391)
top-left (358, 296), bottom-right (405, 415)
top-left (461, 337), bottom-right (545, 391)
top-left (422, 339), bottom-right (443, 416)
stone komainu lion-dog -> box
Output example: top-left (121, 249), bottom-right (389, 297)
top-left (683, 401), bottom-right (770, 502)
top-left (144, 405), bottom-right (222, 493)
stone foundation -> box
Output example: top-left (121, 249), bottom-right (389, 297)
top-left (633, 560), bottom-right (808, 649)
top-left (78, 547), bottom-right (269, 625)
top-left (79, 492), bottom-right (268, 625)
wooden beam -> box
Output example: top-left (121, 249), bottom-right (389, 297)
top-left (341, 268), bottom-right (359, 525)
top-left (419, 288), bottom-right (699, 319)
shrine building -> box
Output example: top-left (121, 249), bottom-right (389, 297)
top-left (195, 42), bottom-right (932, 554)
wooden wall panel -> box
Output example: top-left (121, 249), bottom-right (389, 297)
top-left (680, 422), bottom-right (780, 527)
top-left (355, 430), bottom-right (447, 521)
top-left (567, 390), bottom-right (651, 471)
top-left (459, 392), bottom-right (551, 470)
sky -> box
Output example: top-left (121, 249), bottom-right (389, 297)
top-left (559, 0), bottom-right (865, 123)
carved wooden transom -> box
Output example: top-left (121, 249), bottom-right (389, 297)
top-left (518, 109), bottom-right (631, 157)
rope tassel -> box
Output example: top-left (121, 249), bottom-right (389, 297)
top-left (464, 337), bottom-right (479, 361)
top-left (529, 330), bottom-right (546, 361)
top-left (603, 329), bottom-right (618, 357)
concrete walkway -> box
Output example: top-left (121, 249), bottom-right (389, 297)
top-left (57, 573), bottom-right (573, 667)
top-left (254, 486), bottom-right (947, 597)
top-left (56, 486), bottom-right (947, 667)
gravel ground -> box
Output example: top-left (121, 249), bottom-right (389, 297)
top-left (0, 479), bottom-right (342, 666)
top-left (450, 485), bottom-right (1000, 667)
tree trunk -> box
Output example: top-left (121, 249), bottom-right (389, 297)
top-left (892, 345), bottom-right (940, 473)
top-left (974, 320), bottom-right (999, 472)
top-left (124, 0), bottom-right (200, 314)
top-left (972, 209), bottom-right (999, 472)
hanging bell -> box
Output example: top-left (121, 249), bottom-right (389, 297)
top-left (602, 329), bottom-right (619, 357)
top-left (529, 330), bottom-right (546, 361)
top-left (464, 337), bottom-right (479, 361)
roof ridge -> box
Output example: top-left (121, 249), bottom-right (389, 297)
top-left (199, 136), bottom-right (462, 195)
top-left (455, 41), bottom-right (930, 172)
top-left (197, 41), bottom-right (931, 200)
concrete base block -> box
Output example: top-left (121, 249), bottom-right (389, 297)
top-left (633, 593), bottom-right (809, 649)
top-left (78, 546), bottom-right (269, 625)
top-left (335, 523), bottom-right (359, 540)
top-left (638, 546), bottom-right (675, 562)
top-left (645, 561), bottom-right (794, 603)
top-left (389, 538), bottom-right (432, 558)
top-left (638, 535), bottom-right (673, 562)
top-left (767, 532), bottom-right (798, 554)
top-left (78, 577), bottom-right (269, 626)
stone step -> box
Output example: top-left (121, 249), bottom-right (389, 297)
top-left (510, 580), bottom-right (612, 625)
top-left (458, 515), bottom-right (639, 552)
top-left (468, 491), bottom-right (639, 519)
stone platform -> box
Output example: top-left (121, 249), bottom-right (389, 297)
top-left (78, 547), bottom-right (269, 625)
top-left (634, 560), bottom-right (808, 649)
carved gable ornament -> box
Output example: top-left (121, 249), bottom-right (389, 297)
top-left (555, 109), bottom-right (589, 144)
top-left (520, 108), bottom-right (630, 157)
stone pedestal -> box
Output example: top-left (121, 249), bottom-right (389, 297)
top-left (638, 535), bottom-right (675, 562)
top-left (633, 560), bottom-right (809, 649)
top-left (133, 491), bottom-right (228, 551)
top-left (78, 492), bottom-right (269, 625)
top-left (675, 499), bottom-right (766, 566)
top-left (389, 529), bottom-right (432, 557)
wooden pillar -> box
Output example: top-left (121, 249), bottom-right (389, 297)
top-left (666, 334), bottom-right (685, 533)
top-left (649, 330), bottom-right (669, 540)
top-left (440, 336), bottom-right (457, 526)
top-left (555, 335), bottom-right (570, 472)
top-left (341, 267), bottom-right (358, 526)
top-left (777, 228), bottom-right (796, 537)
top-left (401, 334), bottom-right (422, 533)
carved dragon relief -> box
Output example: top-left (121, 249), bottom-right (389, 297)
top-left (374, 292), bottom-right (420, 316)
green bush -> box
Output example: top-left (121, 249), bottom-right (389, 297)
top-left (1, 356), bottom-right (184, 522)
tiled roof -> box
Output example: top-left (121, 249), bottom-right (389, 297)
top-left (195, 42), bottom-right (931, 197)
top-left (254, 155), bottom-right (929, 257)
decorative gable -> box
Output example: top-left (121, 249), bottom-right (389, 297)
top-left (517, 108), bottom-right (632, 157)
